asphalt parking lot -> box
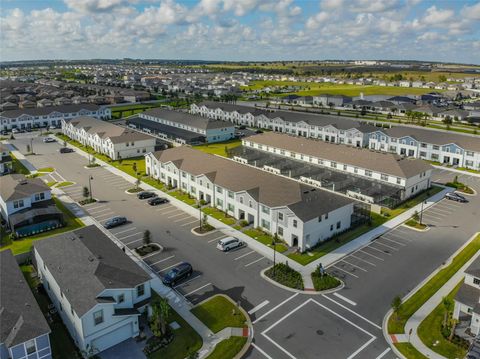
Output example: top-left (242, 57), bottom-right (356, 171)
top-left (8, 133), bottom-right (480, 359)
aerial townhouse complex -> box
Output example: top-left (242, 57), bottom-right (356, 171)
top-left (191, 101), bottom-right (480, 170)
top-left (145, 146), bottom-right (368, 252)
top-left (0, 104), bottom-right (111, 131)
top-left (33, 226), bottom-right (152, 355)
top-left (1, 250), bottom-right (52, 359)
top-left (234, 132), bottom-right (433, 208)
top-left (62, 116), bottom-right (156, 160)
top-left (130, 108), bottom-right (235, 144)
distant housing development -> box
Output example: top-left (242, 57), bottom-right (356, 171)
top-left (192, 101), bottom-right (480, 170)
top-left (237, 132), bottom-right (433, 207)
top-left (134, 108), bottom-right (235, 144)
top-left (0, 104), bottom-right (111, 131)
top-left (1, 250), bottom-right (52, 359)
top-left (33, 226), bottom-right (152, 355)
top-left (62, 116), bottom-right (156, 160)
top-left (145, 146), bottom-right (368, 251)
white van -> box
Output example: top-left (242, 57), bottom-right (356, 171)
top-left (216, 237), bottom-right (244, 252)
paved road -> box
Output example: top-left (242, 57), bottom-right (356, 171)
top-left (8, 132), bottom-right (480, 359)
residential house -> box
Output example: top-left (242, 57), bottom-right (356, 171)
top-left (0, 144), bottom-right (12, 175)
top-left (33, 225), bottom-right (152, 354)
top-left (454, 256), bottom-right (480, 337)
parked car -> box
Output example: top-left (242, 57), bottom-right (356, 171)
top-left (43, 137), bottom-right (56, 143)
top-left (59, 147), bottom-right (74, 153)
top-left (137, 191), bottom-right (156, 199)
top-left (216, 237), bottom-right (244, 252)
top-left (11, 129), bottom-right (18, 134)
top-left (104, 216), bottom-right (127, 229)
top-left (445, 192), bottom-right (468, 203)
top-left (162, 262), bottom-right (193, 286)
top-left (148, 197), bottom-right (168, 206)
top-left (48, 126), bottom-right (57, 130)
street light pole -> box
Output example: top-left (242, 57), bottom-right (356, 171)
top-left (88, 176), bottom-right (93, 201)
top-left (198, 200), bottom-right (202, 229)
top-left (30, 138), bottom-right (34, 154)
top-left (419, 200), bottom-right (425, 225)
top-left (272, 210), bottom-right (279, 277)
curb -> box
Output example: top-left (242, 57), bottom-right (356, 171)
top-left (401, 223), bottom-right (430, 232)
top-left (190, 227), bottom-right (218, 237)
top-left (260, 266), bottom-right (344, 295)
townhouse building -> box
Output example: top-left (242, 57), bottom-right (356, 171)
top-left (62, 116), bottom-right (156, 160)
top-left (145, 146), bottom-right (366, 252)
top-left (139, 108), bottom-right (234, 144)
top-left (453, 256), bottom-right (480, 337)
top-left (33, 226), bottom-right (152, 354)
top-left (0, 104), bottom-right (111, 131)
top-left (368, 126), bottom-right (480, 170)
top-left (0, 144), bottom-right (12, 175)
top-left (0, 174), bottom-right (63, 236)
top-left (241, 132), bottom-right (433, 204)
top-left (1, 250), bottom-right (52, 359)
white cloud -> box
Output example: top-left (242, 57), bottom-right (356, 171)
top-left (306, 11), bottom-right (329, 29)
top-left (422, 5), bottom-right (454, 25)
top-left (349, 0), bottom-right (400, 13)
top-left (461, 1), bottom-right (480, 20)
top-left (64, 0), bottom-right (133, 13)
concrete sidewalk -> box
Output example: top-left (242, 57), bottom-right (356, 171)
top-left (5, 142), bottom-right (38, 173)
top-left (403, 232), bottom-right (480, 359)
top-left (432, 165), bottom-right (480, 178)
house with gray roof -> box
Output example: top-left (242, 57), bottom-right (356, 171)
top-left (62, 116), bottom-right (156, 160)
top-left (0, 174), bottom-right (63, 237)
top-left (0, 144), bottom-right (12, 176)
top-left (140, 108), bottom-right (234, 144)
top-left (454, 256), bottom-right (480, 338)
top-left (1, 250), bottom-right (52, 359)
top-left (146, 146), bottom-right (364, 251)
top-left (33, 225), bottom-right (152, 354)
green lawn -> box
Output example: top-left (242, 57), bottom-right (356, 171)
top-left (21, 265), bottom-right (81, 359)
top-left (38, 167), bottom-right (55, 173)
top-left (382, 186), bottom-right (443, 218)
top-left (46, 181), bottom-right (58, 187)
top-left (394, 343), bottom-right (427, 359)
top-left (148, 300), bottom-right (202, 359)
top-left (11, 153), bottom-right (30, 174)
top-left (205, 337), bottom-right (247, 359)
top-left (405, 218), bottom-right (428, 230)
top-left (288, 212), bottom-right (387, 265)
top-left (191, 295), bottom-right (247, 334)
top-left (169, 190), bottom-right (197, 206)
top-left (193, 139), bottom-right (242, 157)
top-left (56, 181), bottom-right (75, 188)
top-left (202, 207), bottom-right (237, 225)
top-left (0, 197), bottom-right (85, 255)
top-left (242, 228), bottom-right (288, 253)
top-left (388, 234), bottom-right (480, 334)
top-left (418, 282), bottom-right (468, 359)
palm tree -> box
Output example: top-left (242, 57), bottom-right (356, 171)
top-left (442, 296), bottom-right (453, 327)
top-left (151, 296), bottom-right (171, 337)
top-left (391, 295), bottom-right (402, 321)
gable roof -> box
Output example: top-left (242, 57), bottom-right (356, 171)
top-left (0, 104), bottom-right (101, 118)
top-left (150, 146), bottom-right (355, 221)
top-left (0, 174), bottom-right (50, 202)
top-left (246, 132), bottom-right (432, 178)
top-left (0, 250), bottom-right (50, 347)
top-left (142, 108), bottom-right (232, 131)
top-left (33, 225), bottom-right (151, 317)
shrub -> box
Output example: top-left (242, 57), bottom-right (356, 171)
top-left (239, 220), bottom-right (249, 227)
top-left (265, 263), bottom-right (304, 290)
top-left (311, 272), bottom-right (341, 291)
top-left (143, 332), bottom-right (174, 355)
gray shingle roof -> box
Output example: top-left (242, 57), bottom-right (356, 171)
top-left (151, 146), bottom-right (355, 221)
top-left (0, 174), bottom-right (50, 202)
top-left (33, 225), bottom-right (150, 317)
top-left (246, 132), bottom-right (432, 178)
top-left (0, 104), bottom-right (102, 118)
top-left (142, 108), bottom-right (232, 131)
top-left (0, 250), bottom-right (50, 347)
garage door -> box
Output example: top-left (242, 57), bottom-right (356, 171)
top-left (91, 322), bottom-right (133, 353)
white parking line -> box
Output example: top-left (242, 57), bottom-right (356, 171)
top-left (208, 235), bottom-right (225, 243)
top-left (158, 261), bottom-right (183, 272)
top-left (113, 227), bottom-right (137, 235)
top-left (368, 244), bottom-right (393, 254)
top-left (381, 237), bottom-right (406, 247)
top-left (350, 254), bottom-right (376, 266)
top-left (183, 283), bottom-right (212, 297)
top-left (251, 343), bottom-right (273, 359)
top-left (333, 292), bottom-right (357, 306)
top-left (181, 219), bottom-right (199, 227)
top-left (340, 259), bottom-right (368, 272)
top-left (386, 232), bottom-right (412, 242)
top-left (245, 257), bottom-right (265, 267)
top-left (95, 212), bottom-right (115, 220)
top-left (347, 337), bottom-right (376, 359)
top-left (83, 201), bottom-right (104, 207)
top-left (173, 275), bottom-right (202, 288)
top-left (84, 204), bottom-right (106, 210)
top-left (168, 212), bottom-right (187, 219)
top-left (374, 241), bottom-right (399, 251)
top-left (149, 255), bottom-right (175, 266)
top-left (428, 207), bottom-right (451, 215)
top-left (252, 293), bottom-right (299, 324)
top-left (359, 249), bottom-right (385, 260)
top-left (248, 300), bottom-right (270, 315)
top-left (322, 295), bottom-right (382, 330)
top-left (117, 232), bottom-right (143, 240)
top-left (375, 348), bottom-right (392, 359)
top-left (423, 213), bottom-right (444, 220)
top-left (332, 265), bottom-right (359, 278)
top-left (235, 250), bottom-right (255, 260)
top-left (155, 205), bottom-right (174, 212)
top-left (125, 237), bottom-right (143, 245)
top-left (89, 207), bottom-right (111, 215)
top-left (162, 208), bottom-right (182, 216)
top-left (173, 216), bottom-right (193, 223)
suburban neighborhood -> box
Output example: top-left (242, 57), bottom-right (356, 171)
top-left (1, 1), bottom-right (480, 359)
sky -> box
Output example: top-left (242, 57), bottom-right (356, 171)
top-left (1, 0), bottom-right (479, 64)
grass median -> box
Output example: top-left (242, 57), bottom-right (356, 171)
top-left (388, 234), bottom-right (480, 334)
top-left (205, 337), bottom-right (247, 359)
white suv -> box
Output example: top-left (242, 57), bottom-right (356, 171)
top-left (216, 237), bottom-right (244, 252)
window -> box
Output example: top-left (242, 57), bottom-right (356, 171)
top-left (336, 221), bottom-right (341, 229)
top-left (227, 203), bottom-right (234, 212)
top-left (325, 213), bottom-right (328, 220)
top-left (93, 310), bottom-right (104, 325)
top-left (293, 219), bottom-right (297, 228)
top-left (261, 219), bottom-right (270, 230)
top-left (216, 186), bottom-right (223, 194)
top-left (216, 198), bottom-right (223, 207)
top-left (278, 226), bottom-right (283, 236)
top-left (228, 191), bottom-right (234, 199)
top-left (432, 145), bottom-right (440, 150)
top-left (354, 167), bottom-right (358, 174)
top-left (25, 339), bottom-right (36, 354)
top-left (365, 170), bottom-right (372, 177)
top-left (137, 284), bottom-right (145, 297)
top-left (35, 192), bottom-right (45, 201)
top-left (381, 174), bottom-right (389, 181)
top-left (261, 205), bottom-right (270, 214)
top-left (343, 164), bottom-right (347, 171)
top-left (330, 224), bottom-right (334, 231)
top-left (13, 200), bottom-right (24, 209)
top-left (278, 212), bottom-right (284, 221)
top-left (396, 177), bottom-right (401, 185)
top-left (330, 162), bottom-right (337, 168)
top-left (118, 294), bottom-right (125, 303)
top-left (474, 278), bottom-right (480, 286)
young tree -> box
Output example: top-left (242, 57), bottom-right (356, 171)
top-left (442, 296), bottom-right (453, 327)
top-left (83, 186), bottom-right (90, 199)
top-left (132, 162), bottom-right (137, 174)
top-left (413, 210), bottom-right (420, 222)
top-left (150, 296), bottom-right (171, 337)
top-left (135, 175), bottom-right (141, 190)
top-left (143, 230), bottom-right (151, 246)
top-left (391, 295), bottom-right (403, 321)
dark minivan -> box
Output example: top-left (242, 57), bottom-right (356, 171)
top-left (104, 216), bottom-right (127, 229)
top-left (137, 191), bottom-right (156, 200)
top-left (162, 262), bottom-right (193, 286)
